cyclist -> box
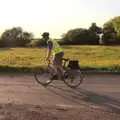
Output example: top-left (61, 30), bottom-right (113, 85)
top-left (41, 32), bottom-right (64, 80)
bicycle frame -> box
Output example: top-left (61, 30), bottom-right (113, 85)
top-left (45, 58), bottom-right (70, 78)
top-left (45, 57), bottom-right (69, 68)
top-left (34, 57), bottom-right (84, 88)
top-left (62, 58), bottom-right (70, 68)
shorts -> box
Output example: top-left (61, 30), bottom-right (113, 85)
top-left (52, 52), bottom-right (64, 66)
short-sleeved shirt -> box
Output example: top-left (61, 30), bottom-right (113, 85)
top-left (47, 41), bottom-right (53, 49)
top-left (47, 40), bottom-right (64, 57)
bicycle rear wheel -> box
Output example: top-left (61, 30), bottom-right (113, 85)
top-left (34, 67), bottom-right (54, 86)
top-left (63, 69), bottom-right (84, 88)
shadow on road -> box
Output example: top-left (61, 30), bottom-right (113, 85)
top-left (46, 84), bottom-right (120, 113)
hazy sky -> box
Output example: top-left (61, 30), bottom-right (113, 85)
top-left (0, 0), bottom-right (120, 38)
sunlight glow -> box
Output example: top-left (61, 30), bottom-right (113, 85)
top-left (0, 0), bottom-right (119, 38)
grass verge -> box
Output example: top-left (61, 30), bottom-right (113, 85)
top-left (0, 46), bottom-right (119, 73)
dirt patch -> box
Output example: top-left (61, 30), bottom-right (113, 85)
top-left (0, 103), bottom-right (119, 120)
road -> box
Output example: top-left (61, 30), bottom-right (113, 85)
top-left (0, 73), bottom-right (120, 120)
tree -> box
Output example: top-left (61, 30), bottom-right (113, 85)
top-left (18, 32), bottom-right (34, 46)
top-left (111, 16), bottom-right (120, 36)
top-left (103, 18), bottom-right (118, 45)
top-left (89, 23), bottom-right (102, 34)
top-left (61, 28), bottom-right (99, 45)
top-left (1, 27), bottom-right (33, 47)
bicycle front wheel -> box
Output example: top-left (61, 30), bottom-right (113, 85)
top-left (34, 67), bottom-right (54, 86)
top-left (64, 69), bottom-right (84, 88)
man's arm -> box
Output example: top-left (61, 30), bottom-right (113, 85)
top-left (46, 41), bottom-right (53, 60)
top-left (46, 49), bottom-right (52, 58)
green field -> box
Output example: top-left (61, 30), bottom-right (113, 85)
top-left (0, 45), bottom-right (120, 72)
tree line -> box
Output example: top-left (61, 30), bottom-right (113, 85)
top-left (0, 16), bottom-right (120, 47)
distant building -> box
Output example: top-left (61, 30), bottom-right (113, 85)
top-left (97, 33), bottom-right (103, 45)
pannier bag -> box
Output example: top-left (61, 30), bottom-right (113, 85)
top-left (67, 60), bottom-right (80, 69)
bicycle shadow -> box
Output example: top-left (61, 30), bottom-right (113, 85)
top-left (46, 84), bottom-right (120, 113)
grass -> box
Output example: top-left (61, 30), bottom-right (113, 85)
top-left (0, 45), bottom-right (120, 72)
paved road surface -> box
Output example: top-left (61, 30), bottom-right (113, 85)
top-left (0, 73), bottom-right (119, 107)
top-left (0, 73), bottom-right (120, 120)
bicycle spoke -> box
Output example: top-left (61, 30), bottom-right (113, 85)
top-left (34, 67), bottom-right (54, 86)
top-left (63, 69), bottom-right (84, 88)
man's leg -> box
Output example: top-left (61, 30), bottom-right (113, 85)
top-left (53, 52), bottom-right (64, 80)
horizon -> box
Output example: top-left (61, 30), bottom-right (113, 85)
top-left (0, 0), bottom-right (120, 38)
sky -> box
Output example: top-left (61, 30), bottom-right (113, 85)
top-left (0, 0), bottom-right (120, 38)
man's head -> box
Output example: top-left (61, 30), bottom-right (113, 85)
top-left (41, 32), bottom-right (49, 40)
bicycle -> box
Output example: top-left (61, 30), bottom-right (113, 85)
top-left (33, 58), bottom-right (85, 88)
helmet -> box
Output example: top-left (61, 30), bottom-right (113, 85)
top-left (41, 32), bottom-right (49, 37)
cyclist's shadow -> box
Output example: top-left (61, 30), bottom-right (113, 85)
top-left (46, 83), bottom-right (120, 113)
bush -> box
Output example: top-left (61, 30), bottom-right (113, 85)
top-left (0, 39), bottom-right (6, 47)
top-left (29, 39), bottom-right (46, 47)
top-left (61, 29), bottom-right (99, 45)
